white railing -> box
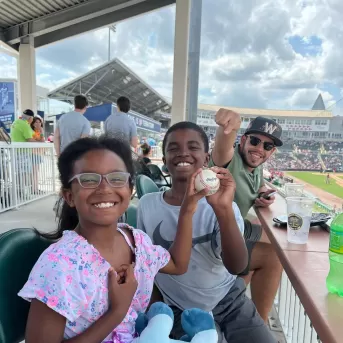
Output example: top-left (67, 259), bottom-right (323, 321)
top-left (0, 142), bottom-right (56, 213)
top-left (276, 272), bottom-right (321, 343)
top-left (151, 146), bottom-right (162, 159)
top-left (136, 146), bottom-right (163, 160)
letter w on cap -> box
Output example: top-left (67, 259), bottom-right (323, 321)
top-left (264, 122), bottom-right (277, 134)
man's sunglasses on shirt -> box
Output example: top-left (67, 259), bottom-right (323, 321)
top-left (246, 135), bottom-right (275, 151)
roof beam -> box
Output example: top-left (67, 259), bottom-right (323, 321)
top-left (3, 0), bottom-right (175, 48)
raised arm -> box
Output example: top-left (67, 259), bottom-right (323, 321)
top-left (211, 109), bottom-right (241, 167)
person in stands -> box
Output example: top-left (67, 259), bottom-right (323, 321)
top-left (31, 117), bottom-right (45, 142)
top-left (140, 143), bottom-right (152, 165)
top-left (11, 109), bottom-right (38, 143)
top-left (210, 110), bottom-right (284, 323)
top-left (54, 95), bottom-right (91, 157)
top-left (30, 117), bottom-right (45, 194)
top-left (137, 120), bottom-right (277, 343)
top-left (11, 109), bottom-right (42, 196)
top-left (104, 96), bottom-right (138, 149)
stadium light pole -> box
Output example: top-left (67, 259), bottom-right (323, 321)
top-left (108, 24), bottom-right (116, 61)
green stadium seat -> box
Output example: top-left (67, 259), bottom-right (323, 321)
top-left (0, 228), bottom-right (53, 343)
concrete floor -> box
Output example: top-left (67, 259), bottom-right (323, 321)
top-left (1, 195), bottom-right (286, 343)
top-left (0, 195), bottom-right (58, 235)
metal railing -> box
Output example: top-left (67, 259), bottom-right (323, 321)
top-left (0, 142), bottom-right (56, 213)
top-left (265, 182), bottom-right (324, 342)
top-left (276, 272), bottom-right (321, 343)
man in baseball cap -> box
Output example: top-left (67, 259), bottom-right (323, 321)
top-left (245, 116), bottom-right (283, 147)
top-left (211, 110), bottom-right (283, 324)
top-left (11, 109), bottom-right (37, 142)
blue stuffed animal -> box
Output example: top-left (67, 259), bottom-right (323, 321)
top-left (134, 302), bottom-right (218, 343)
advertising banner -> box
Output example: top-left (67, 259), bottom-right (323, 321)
top-left (0, 81), bottom-right (15, 133)
top-left (127, 111), bottom-right (161, 133)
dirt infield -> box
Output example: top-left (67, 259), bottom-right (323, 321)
top-left (285, 173), bottom-right (343, 209)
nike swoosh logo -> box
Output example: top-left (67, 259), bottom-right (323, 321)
top-left (153, 220), bottom-right (213, 250)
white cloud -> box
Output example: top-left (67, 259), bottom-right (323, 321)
top-left (288, 88), bottom-right (334, 108)
top-left (1, 0), bottom-right (343, 113)
top-left (0, 53), bottom-right (17, 79)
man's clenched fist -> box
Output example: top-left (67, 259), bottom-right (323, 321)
top-left (215, 109), bottom-right (241, 135)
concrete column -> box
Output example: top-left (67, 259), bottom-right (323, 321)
top-left (186, 0), bottom-right (202, 123)
top-left (18, 36), bottom-right (37, 115)
top-left (171, 0), bottom-right (191, 125)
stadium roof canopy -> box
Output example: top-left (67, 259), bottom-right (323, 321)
top-left (0, 0), bottom-right (175, 49)
top-left (198, 104), bottom-right (333, 118)
top-left (48, 58), bottom-right (171, 118)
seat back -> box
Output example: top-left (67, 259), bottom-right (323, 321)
top-left (131, 150), bottom-right (152, 179)
top-left (126, 203), bottom-right (137, 228)
top-left (147, 164), bottom-right (170, 187)
top-left (0, 229), bottom-right (53, 343)
top-left (135, 174), bottom-right (159, 199)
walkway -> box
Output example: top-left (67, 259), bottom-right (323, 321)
top-left (1, 195), bottom-right (58, 235)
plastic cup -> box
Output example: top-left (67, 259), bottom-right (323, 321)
top-left (286, 197), bottom-right (314, 244)
top-left (285, 183), bottom-right (304, 197)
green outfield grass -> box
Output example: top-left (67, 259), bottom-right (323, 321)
top-left (338, 176), bottom-right (343, 180)
top-left (286, 172), bottom-right (343, 199)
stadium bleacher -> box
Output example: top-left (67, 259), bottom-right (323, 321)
top-left (265, 139), bottom-right (343, 172)
top-left (322, 154), bottom-right (343, 171)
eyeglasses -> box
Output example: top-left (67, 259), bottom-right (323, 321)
top-left (246, 135), bottom-right (275, 151)
top-left (69, 172), bottom-right (130, 189)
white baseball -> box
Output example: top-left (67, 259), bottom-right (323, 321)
top-left (194, 169), bottom-right (220, 196)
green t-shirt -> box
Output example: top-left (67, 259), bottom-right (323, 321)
top-left (210, 145), bottom-right (264, 219)
top-left (11, 119), bottom-right (34, 142)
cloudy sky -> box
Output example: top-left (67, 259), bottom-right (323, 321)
top-left (1, 0), bottom-right (343, 113)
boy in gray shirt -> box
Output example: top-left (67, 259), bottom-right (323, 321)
top-left (54, 95), bottom-right (91, 156)
top-left (104, 96), bottom-right (138, 148)
top-left (137, 121), bottom-right (276, 343)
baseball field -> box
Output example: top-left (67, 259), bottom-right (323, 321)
top-left (286, 172), bottom-right (343, 199)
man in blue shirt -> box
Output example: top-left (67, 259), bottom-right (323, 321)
top-left (104, 96), bottom-right (138, 148)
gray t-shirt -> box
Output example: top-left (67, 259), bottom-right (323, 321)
top-left (137, 192), bottom-right (244, 311)
top-left (57, 111), bottom-right (91, 152)
top-left (104, 112), bottom-right (137, 142)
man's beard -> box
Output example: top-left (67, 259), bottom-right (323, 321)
top-left (239, 143), bottom-right (264, 169)
top-left (241, 150), bottom-right (259, 169)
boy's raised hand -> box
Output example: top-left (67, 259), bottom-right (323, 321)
top-left (206, 167), bottom-right (236, 210)
top-left (181, 168), bottom-right (209, 214)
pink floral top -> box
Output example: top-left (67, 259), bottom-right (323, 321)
top-left (18, 224), bottom-right (170, 343)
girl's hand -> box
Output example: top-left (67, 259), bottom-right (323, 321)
top-left (108, 264), bottom-right (137, 316)
top-left (181, 169), bottom-right (209, 214)
top-left (206, 167), bottom-right (236, 210)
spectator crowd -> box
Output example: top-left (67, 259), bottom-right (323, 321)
top-left (265, 139), bottom-right (343, 172)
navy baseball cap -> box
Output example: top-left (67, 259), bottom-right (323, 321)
top-left (245, 116), bottom-right (283, 147)
top-left (23, 109), bottom-right (34, 117)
